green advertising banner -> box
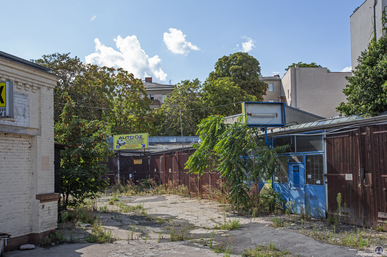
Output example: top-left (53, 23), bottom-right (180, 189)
top-left (113, 133), bottom-right (148, 150)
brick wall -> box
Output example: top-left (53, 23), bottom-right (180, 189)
top-left (0, 134), bottom-right (32, 236)
top-left (0, 57), bottom-right (58, 248)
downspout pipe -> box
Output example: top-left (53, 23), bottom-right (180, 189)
top-left (374, 0), bottom-right (378, 40)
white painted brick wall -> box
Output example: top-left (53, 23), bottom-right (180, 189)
top-left (0, 134), bottom-right (32, 237)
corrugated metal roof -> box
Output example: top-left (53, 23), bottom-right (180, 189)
top-left (268, 111), bottom-right (387, 137)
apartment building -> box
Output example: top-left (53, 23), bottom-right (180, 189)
top-left (351, 0), bottom-right (387, 68)
top-left (143, 77), bottom-right (174, 109)
top-left (260, 75), bottom-right (284, 102)
top-left (260, 67), bottom-right (351, 118)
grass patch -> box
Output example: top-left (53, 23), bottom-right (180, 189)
top-left (85, 222), bottom-right (115, 243)
top-left (212, 242), bottom-right (233, 254)
top-left (169, 225), bottom-right (189, 241)
top-left (40, 231), bottom-right (67, 247)
top-left (60, 206), bottom-right (95, 224)
top-left (271, 217), bottom-right (289, 228)
top-left (221, 218), bottom-right (241, 230)
top-left (242, 243), bottom-right (291, 257)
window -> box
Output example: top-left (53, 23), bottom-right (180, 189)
top-left (149, 94), bottom-right (154, 100)
top-left (274, 156), bottom-right (288, 183)
top-left (269, 100), bottom-right (274, 102)
top-left (273, 136), bottom-right (295, 152)
top-left (269, 83), bottom-right (274, 92)
top-left (288, 155), bottom-right (303, 163)
top-left (162, 95), bottom-right (167, 103)
top-left (296, 135), bottom-right (323, 152)
top-left (306, 155), bottom-right (323, 185)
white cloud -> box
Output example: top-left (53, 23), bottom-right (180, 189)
top-left (272, 72), bottom-right (280, 75)
top-left (163, 28), bottom-right (199, 55)
top-left (85, 35), bottom-right (167, 81)
top-left (90, 15), bottom-right (97, 21)
top-left (341, 66), bottom-right (352, 72)
top-left (241, 37), bottom-right (255, 52)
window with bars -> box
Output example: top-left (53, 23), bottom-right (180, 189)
top-left (306, 155), bottom-right (323, 185)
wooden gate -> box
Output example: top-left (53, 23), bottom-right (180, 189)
top-left (326, 124), bottom-right (387, 227)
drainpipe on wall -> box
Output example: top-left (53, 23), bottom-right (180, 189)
top-left (294, 65), bottom-right (298, 108)
top-left (374, 0), bottom-right (378, 40)
top-left (323, 131), bottom-right (328, 218)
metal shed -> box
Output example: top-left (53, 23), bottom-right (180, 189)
top-left (268, 113), bottom-right (387, 228)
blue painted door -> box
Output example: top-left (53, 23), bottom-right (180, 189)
top-left (288, 162), bottom-right (305, 214)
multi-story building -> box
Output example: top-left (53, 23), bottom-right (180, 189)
top-left (143, 77), bottom-right (174, 109)
top-left (261, 75), bottom-right (284, 103)
top-left (351, 0), bottom-right (387, 68)
top-left (261, 67), bottom-right (351, 118)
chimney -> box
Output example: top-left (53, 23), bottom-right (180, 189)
top-left (274, 74), bottom-right (280, 78)
top-left (145, 77), bottom-right (152, 83)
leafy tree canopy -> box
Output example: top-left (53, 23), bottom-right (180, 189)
top-left (33, 53), bottom-right (113, 122)
top-left (337, 36), bottom-right (387, 116)
top-left (202, 77), bottom-right (256, 117)
top-left (285, 62), bottom-right (327, 71)
top-left (55, 95), bottom-right (114, 209)
top-left (160, 79), bottom-right (204, 136)
top-left (34, 53), bottom-right (161, 136)
top-left (208, 52), bottom-right (267, 101)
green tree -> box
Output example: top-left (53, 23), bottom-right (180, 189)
top-left (185, 115), bottom-right (288, 211)
top-left (55, 95), bottom-right (114, 210)
top-left (99, 68), bottom-right (162, 136)
top-left (208, 52), bottom-right (268, 101)
top-left (160, 79), bottom-right (204, 136)
top-left (285, 62), bottom-right (328, 71)
top-left (202, 77), bottom-right (256, 117)
top-left (337, 36), bottom-right (387, 116)
top-left (34, 53), bottom-right (161, 135)
top-left (33, 53), bottom-right (114, 122)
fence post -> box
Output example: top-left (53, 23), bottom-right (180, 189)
top-left (159, 155), bottom-right (162, 185)
top-left (178, 152), bottom-right (181, 185)
top-left (209, 171), bottom-right (211, 196)
top-left (117, 151), bottom-right (121, 184)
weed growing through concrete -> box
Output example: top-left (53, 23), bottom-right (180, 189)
top-left (241, 243), bottom-right (291, 257)
top-left (85, 222), bottom-right (115, 243)
top-left (221, 218), bottom-right (241, 230)
top-left (209, 230), bottom-right (215, 248)
top-left (271, 217), bottom-right (289, 228)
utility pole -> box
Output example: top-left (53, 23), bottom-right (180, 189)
top-left (179, 107), bottom-right (184, 148)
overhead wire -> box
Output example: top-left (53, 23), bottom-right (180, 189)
top-left (55, 101), bottom-right (245, 112)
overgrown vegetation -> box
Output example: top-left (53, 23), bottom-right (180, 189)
top-left (110, 178), bottom-right (190, 198)
top-left (220, 219), bottom-right (241, 230)
top-left (185, 115), bottom-right (288, 213)
top-left (55, 96), bottom-right (114, 210)
top-left (85, 222), bottom-right (115, 243)
top-left (242, 243), bottom-right (292, 257)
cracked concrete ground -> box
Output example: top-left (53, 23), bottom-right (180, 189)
top-left (4, 195), bottom-right (386, 257)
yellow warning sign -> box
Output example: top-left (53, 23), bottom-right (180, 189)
top-left (133, 159), bottom-right (142, 165)
top-left (0, 82), bottom-right (6, 108)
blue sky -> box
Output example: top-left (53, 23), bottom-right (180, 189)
top-left (1, 0), bottom-right (365, 84)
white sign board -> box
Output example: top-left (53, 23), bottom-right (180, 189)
top-left (242, 102), bottom-right (285, 127)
